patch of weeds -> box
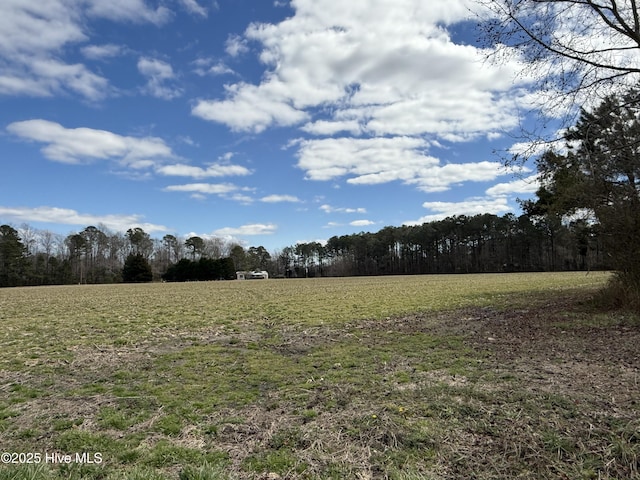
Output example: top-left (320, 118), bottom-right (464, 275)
top-left (154, 413), bottom-right (183, 436)
top-left (143, 440), bottom-right (227, 468)
top-left (201, 423), bottom-right (218, 437)
top-left (7, 384), bottom-right (41, 404)
top-left (52, 416), bottom-right (83, 432)
top-left (0, 464), bottom-right (52, 480)
top-left (74, 383), bottom-right (108, 396)
top-left (243, 449), bottom-right (307, 477)
top-left (542, 430), bottom-right (577, 459)
top-left (55, 462), bottom-right (107, 480)
top-left (178, 461), bottom-right (235, 480)
top-left (96, 397), bottom-right (156, 430)
top-left (117, 446), bottom-right (142, 465)
top-left (15, 428), bottom-right (39, 440)
top-left (300, 409), bottom-right (318, 423)
top-left (151, 345), bottom-right (312, 411)
top-left (268, 427), bottom-right (311, 450)
top-left (54, 430), bottom-right (122, 457)
top-left (97, 405), bottom-right (151, 431)
top-left (105, 465), bottom-right (168, 480)
top-left (0, 408), bottom-right (19, 432)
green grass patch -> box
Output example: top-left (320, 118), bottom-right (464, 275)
top-left (2, 272), bottom-right (638, 479)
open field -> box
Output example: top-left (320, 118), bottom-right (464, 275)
top-left (0, 272), bottom-right (638, 479)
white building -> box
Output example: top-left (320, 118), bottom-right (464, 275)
top-left (236, 270), bottom-right (269, 280)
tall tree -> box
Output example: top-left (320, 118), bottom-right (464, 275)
top-left (81, 226), bottom-right (109, 283)
top-left (185, 236), bottom-right (205, 260)
top-left (122, 253), bottom-right (153, 283)
top-left (126, 228), bottom-right (153, 258)
top-left (165, 234), bottom-right (182, 262)
top-left (65, 233), bottom-right (87, 283)
top-left (0, 225), bottom-right (26, 287)
top-left (533, 90), bottom-right (640, 300)
top-left (247, 246), bottom-right (271, 271)
top-left (229, 244), bottom-right (246, 271)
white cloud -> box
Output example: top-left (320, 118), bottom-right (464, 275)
top-left (192, 82), bottom-right (308, 133)
top-left (7, 119), bottom-right (174, 167)
top-left (319, 204), bottom-right (366, 214)
top-left (296, 136), bottom-right (435, 181)
top-left (213, 223), bottom-right (278, 236)
top-left (323, 221), bottom-right (343, 228)
top-left (404, 172), bottom-right (541, 225)
top-left (157, 163), bottom-right (252, 178)
top-left (301, 120), bottom-right (362, 136)
top-left (81, 44), bottom-right (124, 60)
top-left (350, 219), bottom-right (375, 227)
top-left (178, 0), bottom-right (208, 17)
top-left (296, 136), bottom-right (508, 192)
top-left (85, 0), bottom-right (172, 25)
top-left (0, 0), bottom-right (177, 100)
top-left (0, 56), bottom-right (109, 101)
top-left (193, 0), bottom-right (527, 138)
top-left (163, 183), bottom-right (240, 195)
top-left (228, 193), bottom-right (255, 205)
top-left (485, 174), bottom-right (540, 197)
top-left (137, 57), bottom-right (183, 100)
top-left (193, 58), bottom-right (236, 76)
top-left (225, 34), bottom-right (249, 57)
top-left (0, 2), bottom-right (86, 58)
top-left (0, 206), bottom-right (168, 233)
top-left (260, 195), bottom-right (301, 203)
top-left (409, 197), bottom-right (513, 224)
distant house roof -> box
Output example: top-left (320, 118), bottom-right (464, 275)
top-left (236, 270), bottom-right (269, 279)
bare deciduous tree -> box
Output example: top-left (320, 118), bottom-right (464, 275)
top-left (477, 0), bottom-right (640, 157)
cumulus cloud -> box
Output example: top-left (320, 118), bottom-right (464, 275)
top-left (409, 197), bottom-right (513, 224)
top-left (301, 120), bottom-right (362, 136)
top-left (192, 58), bottom-right (236, 76)
top-left (0, 0), bottom-right (175, 100)
top-left (157, 162), bottom-right (252, 178)
top-left (0, 206), bottom-right (167, 233)
top-left (350, 219), bottom-right (375, 227)
top-left (163, 183), bottom-right (241, 195)
top-left (295, 136), bottom-right (508, 192)
top-left (178, 0), bottom-right (208, 18)
top-left (192, 0), bottom-right (526, 138)
top-left (7, 119), bottom-right (174, 168)
top-left (81, 44), bottom-right (125, 60)
top-left (137, 57), bottom-right (182, 100)
top-left (404, 171), bottom-right (541, 225)
top-left (163, 182), bottom-right (257, 202)
top-left (319, 204), bottom-right (367, 214)
top-left (85, 0), bottom-right (172, 25)
top-left (189, 0), bottom-right (537, 198)
top-left (485, 174), bottom-right (540, 197)
top-left (213, 223), bottom-right (278, 236)
top-left (260, 195), bottom-right (301, 203)
top-left (193, 82), bottom-right (308, 133)
top-left (225, 34), bottom-right (249, 57)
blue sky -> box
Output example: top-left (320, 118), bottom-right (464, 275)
top-left (0, 0), bottom-right (542, 251)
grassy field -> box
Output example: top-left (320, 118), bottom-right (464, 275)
top-left (0, 272), bottom-right (638, 479)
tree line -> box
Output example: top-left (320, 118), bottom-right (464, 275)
top-left (0, 225), bottom-right (246, 286)
top-left (0, 208), bottom-right (609, 288)
top-left (278, 212), bottom-right (607, 278)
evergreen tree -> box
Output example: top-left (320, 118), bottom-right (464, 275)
top-left (533, 89), bottom-right (640, 304)
top-left (0, 225), bottom-right (26, 287)
top-left (122, 253), bottom-right (153, 283)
